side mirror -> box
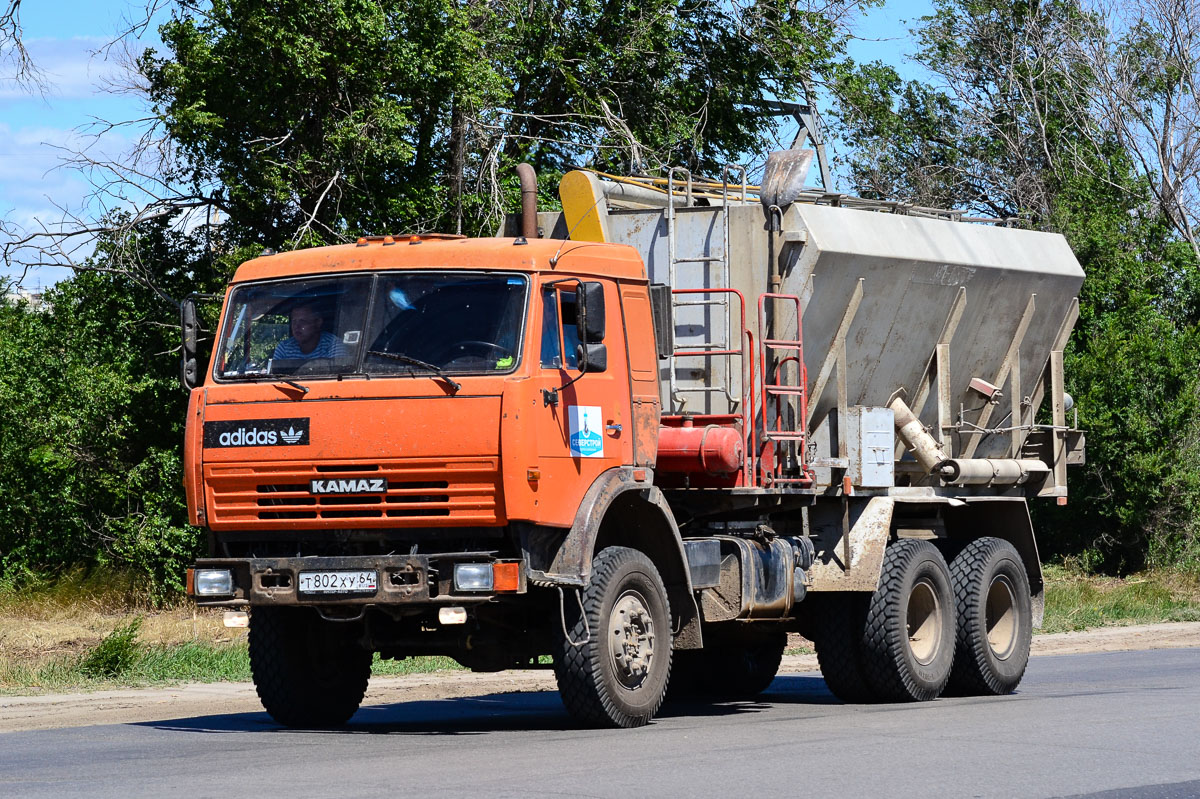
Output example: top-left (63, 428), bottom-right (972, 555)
top-left (180, 297), bottom-right (200, 390)
top-left (576, 281), bottom-right (606, 343)
top-left (649, 283), bottom-right (673, 359)
top-left (576, 342), bottom-right (607, 373)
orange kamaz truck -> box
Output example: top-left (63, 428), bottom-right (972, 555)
top-left (183, 156), bottom-right (1085, 728)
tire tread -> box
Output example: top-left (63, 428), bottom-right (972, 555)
top-left (814, 594), bottom-right (876, 703)
top-left (555, 546), bottom-right (672, 728)
top-left (861, 539), bottom-right (954, 702)
top-left (946, 536), bottom-right (1032, 696)
top-left (249, 607), bottom-right (371, 728)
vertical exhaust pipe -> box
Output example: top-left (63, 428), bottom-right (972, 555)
top-left (516, 163), bottom-right (539, 239)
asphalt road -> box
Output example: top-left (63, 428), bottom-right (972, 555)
top-left (2, 648), bottom-right (1199, 799)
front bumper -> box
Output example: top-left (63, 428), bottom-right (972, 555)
top-left (187, 554), bottom-right (526, 607)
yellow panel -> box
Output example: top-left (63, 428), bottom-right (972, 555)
top-left (558, 170), bottom-right (609, 242)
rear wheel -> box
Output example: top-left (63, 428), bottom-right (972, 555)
top-left (555, 546), bottom-right (672, 728)
top-left (861, 539), bottom-right (956, 702)
top-left (946, 537), bottom-right (1032, 695)
top-left (814, 593), bottom-right (877, 703)
top-left (249, 607), bottom-right (372, 728)
top-left (672, 628), bottom-right (787, 699)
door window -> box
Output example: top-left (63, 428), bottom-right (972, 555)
top-left (540, 288), bottom-right (579, 370)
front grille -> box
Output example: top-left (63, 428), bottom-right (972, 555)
top-left (205, 459), bottom-right (502, 528)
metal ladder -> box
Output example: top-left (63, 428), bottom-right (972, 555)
top-left (757, 293), bottom-right (813, 486)
top-left (665, 164), bottom-right (749, 413)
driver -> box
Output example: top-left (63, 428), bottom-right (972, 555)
top-left (273, 301), bottom-right (346, 360)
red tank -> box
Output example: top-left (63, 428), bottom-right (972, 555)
top-left (656, 418), bottom-right (744, 477)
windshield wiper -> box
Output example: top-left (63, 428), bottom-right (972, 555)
top-left (274, 379), bottom-right (310, 396)
top-left (366, 350), bottom-right (461, 393)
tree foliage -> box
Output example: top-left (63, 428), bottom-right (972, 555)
top-left (1, 0), bottom-right (872, 593)
top-left (0, 227), bottom-right (236, 599)
top-left (832, 0), bottom-right (1200, 572)
top-left (139, 0), bottom-right (872, 247)
top-left (6, 0), bottom-right (1200, 593)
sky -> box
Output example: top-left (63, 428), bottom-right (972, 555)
top-left (0, 0), bottom-right (934, 289)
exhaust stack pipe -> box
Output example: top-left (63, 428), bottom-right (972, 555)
top-left (516, 163), bottom-right (539, 239)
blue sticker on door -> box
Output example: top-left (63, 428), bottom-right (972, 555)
top-left (569, 406), bottom-right (604, 458)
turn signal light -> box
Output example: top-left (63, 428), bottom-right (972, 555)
top-left (493, 562), bottom-right (520, 592)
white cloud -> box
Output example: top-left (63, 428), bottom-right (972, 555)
top-left (0, 36), bottom-right (139, 101)
top-left (0, 23), bottom-right (170, 287)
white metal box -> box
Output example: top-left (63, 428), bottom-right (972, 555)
top-left (846, 406), bottom-right (895, 488)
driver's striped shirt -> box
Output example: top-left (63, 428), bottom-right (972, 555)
top-left (273, 332), bottom-right (346, 360)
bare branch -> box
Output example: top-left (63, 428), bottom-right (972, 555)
top-left (1063, 0), bottom-right (1200, 262)
top-left (0, 0), bottom-right (46, 91)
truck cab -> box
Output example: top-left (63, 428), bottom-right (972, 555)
top-left (185, 234), bottom-right (684, 728)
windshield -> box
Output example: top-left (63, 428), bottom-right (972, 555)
top-left (214, 272), bottom-right (528, 381)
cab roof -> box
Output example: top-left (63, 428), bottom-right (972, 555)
top-left (231, 236), bottom-right (648, 284)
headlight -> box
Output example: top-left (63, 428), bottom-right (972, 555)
top-left (453, 563), bottom-right (493, 591)
top-left (194, 569), bottom-right (234, 596)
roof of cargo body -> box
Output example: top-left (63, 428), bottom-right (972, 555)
top-left (231, 237), bottom-right (648, 283)
top-left (789, 203), bottom-right (1084, 279)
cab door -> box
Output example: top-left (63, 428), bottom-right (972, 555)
top-left (529, 277), bottom-right (630, 527)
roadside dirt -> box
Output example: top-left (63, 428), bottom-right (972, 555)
top-left (0, 606), bottom-right (231, 666)
top-left (2, 621), bottom-right (1198, 734)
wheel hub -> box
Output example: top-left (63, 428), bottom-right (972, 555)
top-left (986, 574), bottom-right (1018, 660)
top-left (907, 577), bottom-right (943, 666)
top-left (610, 591), bottom-right (656, 688)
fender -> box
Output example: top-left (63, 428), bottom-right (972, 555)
top-left (807, 496), bottom-right (894, 593)
top-left (524, 467), bottom-right (702, 649)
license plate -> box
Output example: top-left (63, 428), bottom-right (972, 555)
top-left (297, 570), bottom-right (378, 594)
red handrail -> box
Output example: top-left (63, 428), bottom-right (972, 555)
top-left (757, 293), bottom-right (813, 487)
top-left (668, 287), bottom-right (755, 487)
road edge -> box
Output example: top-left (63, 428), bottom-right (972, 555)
top-left (3, 621), bottom-right (1199, 734)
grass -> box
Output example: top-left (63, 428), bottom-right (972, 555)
top-left (0, 638), bottom-right (464, 695)
top-left (1041, 564), bottom-right (1200, 633)
top-left (0, 568), bottom-right (463, 694)
top-left (2, 565), bottom-right (1200, 693)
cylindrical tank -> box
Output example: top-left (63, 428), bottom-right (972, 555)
top-left (656, 420), bottom-right (743, 477)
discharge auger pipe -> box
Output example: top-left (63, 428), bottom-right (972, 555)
top-left (888, 395), bottom-right (1050, 487)
top-left (889, 396), bottom-right (949, 473)
top-left (937, 458), bottom-right (1050, 486)
top-left (516, 163), bottom-right (539, 239)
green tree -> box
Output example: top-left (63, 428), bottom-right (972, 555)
top-left (0, 225), bottom-right (237, 598)
top-left (3, 0), bottom-right (874, 596)
top-left (831, 0), bottom-right (1200, 572)
top-left (140, 0), bottom-right (873, 246)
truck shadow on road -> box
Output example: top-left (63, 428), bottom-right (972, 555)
top-left (140, 675), bottom-right (838, 736)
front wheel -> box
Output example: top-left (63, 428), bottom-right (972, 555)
top-left (249, 607), bottom-right (372, 728)
top-left (555, 546), bottom-right (672, 728)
